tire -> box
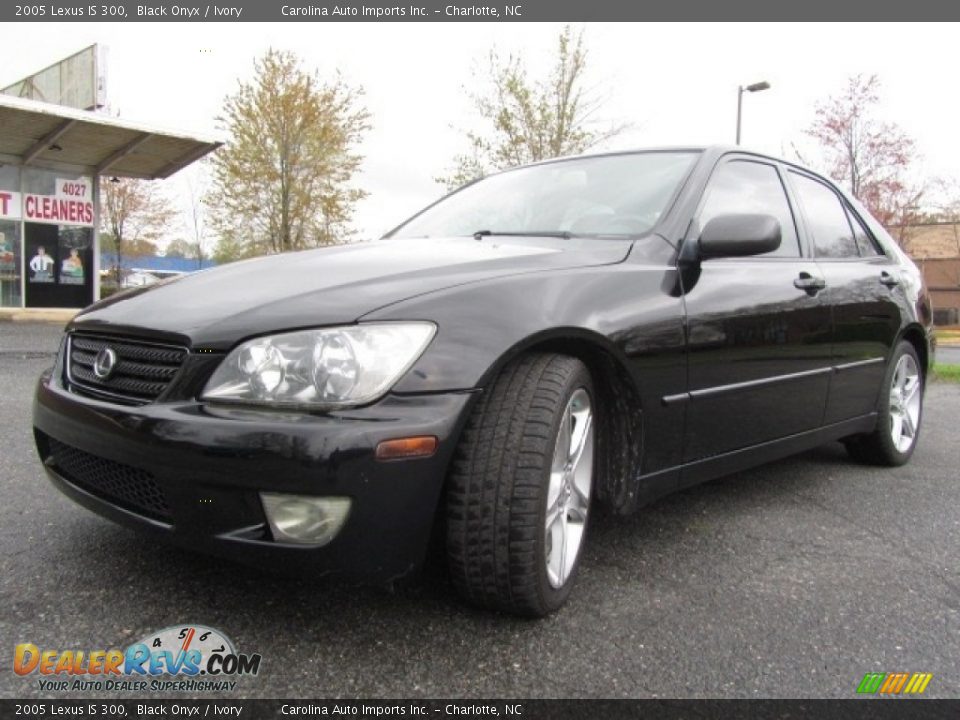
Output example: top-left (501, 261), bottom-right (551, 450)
top-left (445, 353), bottom-right (596, 616)
top-left (845, 340), bottom-right (924, 466)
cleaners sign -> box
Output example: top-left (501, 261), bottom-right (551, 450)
top-left (22, 177), bottom-right (94, 227)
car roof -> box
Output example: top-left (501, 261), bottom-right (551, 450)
top-left (511, 145), bottom-right (840, 195)
top-left (523, 144), bottom-right (801, 169)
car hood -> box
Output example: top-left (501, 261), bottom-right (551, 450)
top-left (73, 236), bottom-right (633, 348)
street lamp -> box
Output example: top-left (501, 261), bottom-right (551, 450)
top-left (736, 81), bottom-right (771, 145)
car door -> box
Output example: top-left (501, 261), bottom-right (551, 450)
top-left (680, 157), bottom-right (833, 464)
top-left (786, 170), bottom-right (901, 423)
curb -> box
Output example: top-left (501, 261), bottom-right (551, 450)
top-left (0, 309), bottom-right (77, 325)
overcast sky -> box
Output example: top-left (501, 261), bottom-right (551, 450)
top-left (4, 22), bottom-right (958, 242)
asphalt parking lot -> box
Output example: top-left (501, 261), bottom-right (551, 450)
top-left (1, 321), bottom-right (958, 699)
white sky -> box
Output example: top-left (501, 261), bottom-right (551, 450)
top-left (4, 22), bottom-right (958, 244)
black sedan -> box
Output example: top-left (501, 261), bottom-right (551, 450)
top-left (33, 147), bottom-right (933, 616)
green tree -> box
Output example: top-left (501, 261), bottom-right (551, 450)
top-left (163, 237), bottom-right (196, 259)
top-left (99, 177), bottom-right (173, 285)
top-left (212, 232), bottom-right (244, 264)
top-left (210, 49), bottom-right (371, 260)
top-left (439, 26), bottom-right (627, 190)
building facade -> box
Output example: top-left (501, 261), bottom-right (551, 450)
top-left (0, 93), bottom-right (219, 310)
top-left (0, 166), bottom-right (96, 308)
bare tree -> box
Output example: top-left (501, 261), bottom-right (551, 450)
top-left (929, 177), bottom-right (960, 257)
top-left (183, 162), bottom-right (211, 269)
top-left (439, 25), bottom-right (628, 190)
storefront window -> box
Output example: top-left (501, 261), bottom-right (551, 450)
top-left (22, 168), bottom-right (95, 308)
top-left (0, 220), bottom-right (21, 308)
top-left (24, 224), bottom-right (93, 307)
top-left (0, 165), bottom-right (23, 308)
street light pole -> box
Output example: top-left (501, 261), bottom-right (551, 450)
top-left (736, 86), bottom-right (744, 146)
top-left (735, 81), bottom-right (771, 146)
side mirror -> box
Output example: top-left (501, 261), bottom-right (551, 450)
top-left (696, 214), bottom-right (782, 259)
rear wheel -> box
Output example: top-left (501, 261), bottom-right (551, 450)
top-left (445, 353), bottom-right (595, 616)
top-left (845, 340), bottom-right (923, 466)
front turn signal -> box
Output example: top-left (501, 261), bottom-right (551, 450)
top-left (375, 436), bottom-right (439, 461)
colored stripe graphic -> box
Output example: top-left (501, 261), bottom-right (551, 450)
top-left (857, 673), bottom-right (885, 694)
top-left (903, 673), bottom-right (933, 694)
top-left (857, 672), bottom-right (932, 695)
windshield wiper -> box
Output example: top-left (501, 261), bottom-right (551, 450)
top-left (472, 229), bottom-right (574, 240)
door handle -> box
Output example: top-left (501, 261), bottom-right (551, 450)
top-left (880, 271), bottom-right (900, 288)
top-left (794, 272), bottom-right (826, 292)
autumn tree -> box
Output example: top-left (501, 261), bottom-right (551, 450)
top-left (99, 233), bottom-right (159, 260)
top-left (210, 49), bottom-right (371, 260)
top-left (439, 25), bottom-right (627, 190)
top-left (99, 177), bottom-right (174, 285)
top-left (805, 74), bottom-right (923, 239)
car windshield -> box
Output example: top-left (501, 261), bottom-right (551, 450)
top-left (391, 151), bottom-right (699, 240)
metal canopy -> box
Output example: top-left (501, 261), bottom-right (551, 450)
top-left (0, 94), bottom-right (221, 179)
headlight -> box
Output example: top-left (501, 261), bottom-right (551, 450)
top-left (202, 322), bottom-right (436, 408)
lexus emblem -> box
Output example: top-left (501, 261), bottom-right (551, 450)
top-left (93, 347), bottom-right (118, 380)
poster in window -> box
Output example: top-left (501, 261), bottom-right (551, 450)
top-left (0, 231), bottom-right (13, 274)
top-left (58, 227), bottom-right (89, 285)
top-left (28, 245), bottom-right (56, 283)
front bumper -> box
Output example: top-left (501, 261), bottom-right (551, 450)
top-left (33, 368), bottom-right (475, 583)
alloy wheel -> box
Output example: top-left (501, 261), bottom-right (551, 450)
top-left (889, 353), bottom-right (921, 454)
top-left (545, 388), bottom-right (594, 589)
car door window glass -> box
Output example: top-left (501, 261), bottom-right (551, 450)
top-left (790, 173), bottom-right (859, 259)
top-left (846, 207), bottom-right (882, 257)
top-left (698, 161), bottom-right (800, 258)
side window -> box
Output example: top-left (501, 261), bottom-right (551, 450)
top-left (790, 172), bottom-right (858, 259)
top-left (846, 207), bottom-right (882, 257)
top-left (699, 160), bottom-right (800, 258)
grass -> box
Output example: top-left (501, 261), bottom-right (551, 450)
top-left (933, 364), bottom-right (960, 383)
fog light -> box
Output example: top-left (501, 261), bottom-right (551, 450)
top-left (260, 493), bottom-right (351, 546)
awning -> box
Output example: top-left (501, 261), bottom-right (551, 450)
top-left (0, 94), bottom-right (222, 180)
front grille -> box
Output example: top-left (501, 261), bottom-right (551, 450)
top-left (48, 437), bottom-right (172, 522)
top-left (66, 333), bottom-right (186, 405)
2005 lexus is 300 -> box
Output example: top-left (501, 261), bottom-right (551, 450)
top-left (34, 147), bottom-right (933, 616)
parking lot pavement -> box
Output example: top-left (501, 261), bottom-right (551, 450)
top-left (938, 345), bottom-right (960, 365)
top-left (1, 322), bottom-right (958, 699)
top-left (0, 320), bottom-right (66, 356)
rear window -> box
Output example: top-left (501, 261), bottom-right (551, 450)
top-left (790, 172), bottom-right (859, 259)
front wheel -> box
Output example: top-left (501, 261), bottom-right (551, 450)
top-left (845, 340), bottom-right (923, 466)
top-left (445, 353), bottom-right (595, 616)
